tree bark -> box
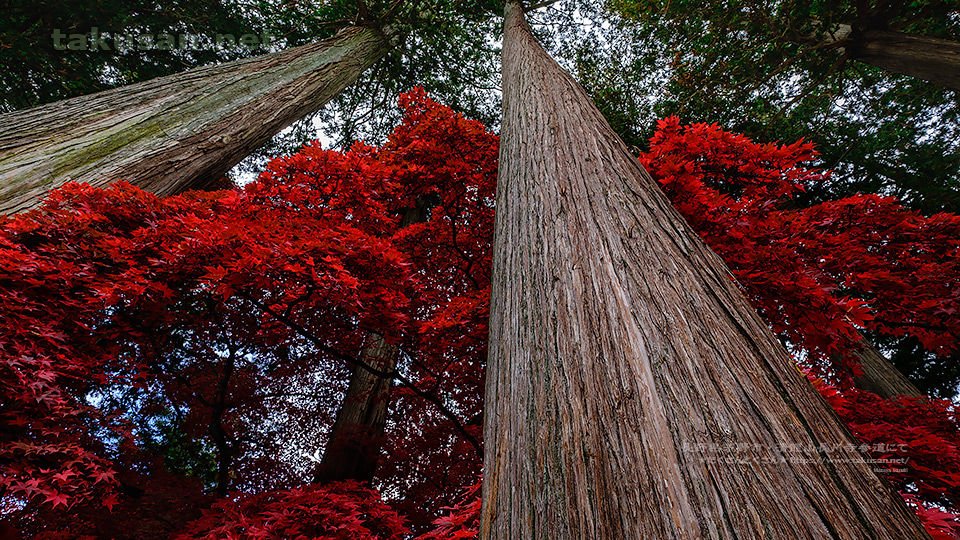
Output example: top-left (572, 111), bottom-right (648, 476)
top-left (313, 196), bottom-right (434, 485)
top-left (314, 333), bottom-right (396, 485)
top-left (0, 25), bottom-right (392, 214)
top-left (848, 30), bottom-right (960, 93)
top-left (480, 2), bottom-right (929, 538)
top-left (814, 24), bottom-right (960, 92)
top-left (851, 337), bottom-right (922, 399)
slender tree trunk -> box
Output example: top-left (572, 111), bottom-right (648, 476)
top-left (0, 25), bottom-right (392, 214)
top-left (211, 349), bottom-right (238, 497)
top-left (851, 337), bottom-right (922, 399)
top-left (848, 30), bottom-right (960, 92)
top-left (480, 2), bottom-right (928, 538)
top-left (314, 197), bottom-right (434, 485)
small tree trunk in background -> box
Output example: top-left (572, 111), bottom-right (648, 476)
top-left (314, 333), bottom-right (396, 485)
top-left (852, 336), bottom-right (922, 399)
top-left (314, 197), bottom-right (434, 485)
top-left (481, 2), bottom-right (928, 538)
top-left (0, 25), bottom-right (392, 214)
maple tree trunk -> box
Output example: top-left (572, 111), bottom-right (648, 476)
top-left (314, 333), bottom-right (396, 485)
top-left (0, 25), bottom-right (392, 214)
top-left (480, 2), bottom-right (929, 538)
top-left (852, 337), bottom-right (922, 399)
top-left (848, 30), bottom-right (960, 92)
top-left (314, 197), bottom-right (433, 485)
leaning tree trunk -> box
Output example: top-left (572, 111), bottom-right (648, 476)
top-left (0, 25), bottom-right (392, 214)
top-left (851, 336), bottom-right (922, 399)
top-left (480, 2), bottom-right (928, 538)
top-left (848, 30), bottom-right (960, 93)
top-left (314, 333), bottom-right (397, 485)
top-left (815, 24), bottom-right (960, 92)
top-left (314, 197), bottom-right (434, 485)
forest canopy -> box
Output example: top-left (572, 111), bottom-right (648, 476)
top-left (1, 0), bottom-right (959, 538)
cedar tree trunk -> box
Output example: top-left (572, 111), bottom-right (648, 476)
top-left (816, 24), bottom-right (960, 92)
top-left (480, 2), bottom-right (929, 538)
top-left (0, 25), bottom-right (391, 214)
top-left (848, 30), bottom-right (960, 92)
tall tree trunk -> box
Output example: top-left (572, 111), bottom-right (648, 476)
top-left (480, 2), bottom-right (928, 538)
top-left (848, 30), bottom-right (960, 92)
top-left (0, 25), bottom-right (392, 214)
top-left (815, 24), bottom-right (960, 92)
top-left (851, 336), bottom-right (922, 399)
top-left (314, 197), bottom-right (434, 485)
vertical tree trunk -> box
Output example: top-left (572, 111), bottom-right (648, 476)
top-left (314, 197), bottom-right (434, 485)
top-left (851, 337), bottom-right (922, 399)
top-left (480, 2), bottom-right (928, 538)
top-left (0, 25), bottom-right (392, 214)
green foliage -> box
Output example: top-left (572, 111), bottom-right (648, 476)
top-left (1, 0), bottom-right (504, 152)
top-left (310, 0), bottom-right (505, 148)
top-left (565, 0), bottom-right (960, 215)
top-left (230, 0), bottom-right (506, 177)
top-left (138, 408), bottom-right (220, 489)
top-left (0, 0), bottom-right (262, 111)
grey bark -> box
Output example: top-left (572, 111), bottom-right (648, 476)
top-left (314, 333), bottom-right (396, 485)
top-left (0, 25), bottom-right (392, 214)
top-left (849, 30), bottom-right (960, 92)
top-left (816, 24), bottom-right (960, 92)
top-left (480, 2), bottom-right (929, 538)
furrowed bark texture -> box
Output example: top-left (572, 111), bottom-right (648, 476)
top-left (848, 30), bottom-right (960, 93)
top-left (314, 197), bottom-right (433, 484)
top-left (852, 338), bottom-right (922, 399)
top-left (314, 333), bottom-right (396, 485)
top-left (480, 2), bottom-right (929, 538)
top-left (0, 25), bottom-right (391, 214)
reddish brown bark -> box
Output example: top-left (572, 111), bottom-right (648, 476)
top-left (480, 1), bottom-right (929, 537)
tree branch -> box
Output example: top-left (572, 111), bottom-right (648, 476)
top-left (770, 52), bottom-right (849, 123)
top-left (524, 0), bottom-right (561, 12)
top-left (356, 0), bottom-right (370, 24)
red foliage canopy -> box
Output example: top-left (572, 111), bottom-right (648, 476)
top-left (640, 117), bottom-right (960, 381)
top-left (2, 89), bottom-right (495, 538)
top-left (173, 481), bottom-right (408, 540)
